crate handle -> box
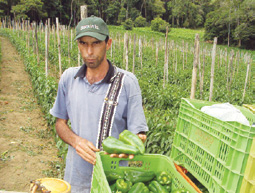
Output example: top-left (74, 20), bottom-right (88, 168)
top-left (174, 163), bottom-right (203, 193)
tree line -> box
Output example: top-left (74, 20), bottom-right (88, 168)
top-left (0, 0), bottom-right (254, 49)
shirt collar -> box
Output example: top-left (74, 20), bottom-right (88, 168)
top-left (74, 60), bottom-right (115, 83)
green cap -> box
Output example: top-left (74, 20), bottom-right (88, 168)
top-left (74, 15), bottom-right (109, 41)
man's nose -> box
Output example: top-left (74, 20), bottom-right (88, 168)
top-left (87, 45), bottom-right (93, 55)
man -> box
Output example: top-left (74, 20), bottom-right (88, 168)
top-left (50, 15), bottom-right (148, 192)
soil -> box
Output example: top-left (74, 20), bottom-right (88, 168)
top-left (0, 37), bottom-right (62, 192)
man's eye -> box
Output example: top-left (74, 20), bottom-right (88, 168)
top-left (79, 41), bottom-right (86, 45)
top-left (94, 41), bottom-right (101, 45)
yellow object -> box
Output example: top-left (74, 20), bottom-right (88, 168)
top-left (240, 138), bottom-right (255, 193)
top-left (37, 178), bottom-right (71, 193)
top-left (243, 104), bottom-right (255, 113)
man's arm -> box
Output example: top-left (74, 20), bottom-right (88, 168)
top-left (56, 118), bottom-right (99, 165)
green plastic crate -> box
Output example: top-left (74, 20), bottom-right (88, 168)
top-left (170, 98), bottom-right (255, 193)
top-left (91, 152), bottom-right (198, 193)
top-left (240, 137), bottom-right (255, 193)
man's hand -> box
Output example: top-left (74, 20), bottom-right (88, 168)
top-left (106, 132), bottom-right (147, 159)
top-left (137, 133), bottom-right (147, 143)
top-left (75, 137), bottom-right (100, 165)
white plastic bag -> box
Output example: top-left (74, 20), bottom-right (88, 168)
top-left (201, 103), bottom-right (250, 126)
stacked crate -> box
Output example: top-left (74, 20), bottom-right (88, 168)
top-left (170, 98), bottom-right (255, 193)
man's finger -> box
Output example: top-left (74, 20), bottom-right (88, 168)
top-left (87, 141), bottom-right (100, 152)
top-left (119, 153), bottom-right (128, 158)
top-left (138, 134), bottom-right (147, 143)
top-left (110, 153), bottom-right (118, 158)
top-left (77, 151), bottom-right (96, 165)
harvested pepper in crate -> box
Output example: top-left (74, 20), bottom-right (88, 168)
top-left (124, 169), bottom-right (155, 183)
top-left (148, 180), bottom-right (168, 193)
top-left (156, 171), bottom-right (172, 185)
top-left (128, 182), bottom-right (150, 193)
top-left (116, 178), bottom-right (132, 193)
top-left (110, 183), bottom-right (116, 192)
top-left (105, 171), bottom-right (123, 183)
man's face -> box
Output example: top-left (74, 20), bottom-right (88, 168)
top-left (77, 36), bottom-right (111, 69)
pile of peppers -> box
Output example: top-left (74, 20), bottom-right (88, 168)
top-left (102, 130), bottom-right (145, 155)
top-left (106, 169), bottom-right (190, 193)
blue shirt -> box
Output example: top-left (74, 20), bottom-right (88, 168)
top-left (50, 61), bottom-right (148, 192)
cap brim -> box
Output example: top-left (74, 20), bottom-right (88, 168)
top-left (74, 32), bottom-right (107, 41)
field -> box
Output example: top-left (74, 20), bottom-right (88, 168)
top-left (0, 23), bottom-right (254, 164)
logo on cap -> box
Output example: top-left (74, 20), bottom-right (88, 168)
top-left (80, 24), bottom-right (99, 30)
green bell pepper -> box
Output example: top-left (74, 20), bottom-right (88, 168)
top-left (148, 180), bottom-right (168, 193)
top-left (119, 130), bottom-right (145, 154)
top-left (105, 171), bottom-right (124, 183)
top-left (110, 183), bottom-right (117, 192)
top-left (164, 184), bottom-right (171, 192)
top-left (124, 169), bottom-right (155, 183)
top-left (156, 171), bottom-right (172, 185)
top-left (102, 136), bottom-right (140, 155)
top-left (116, 178), bottom-right (132, 193)
top-left (128, 182), bottom-right (150, 193)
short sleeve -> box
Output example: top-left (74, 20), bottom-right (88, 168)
top-left (50, 72), bottom-right (69, 120)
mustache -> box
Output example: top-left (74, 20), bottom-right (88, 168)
top-left (85, 56), bottom-right (96, 59)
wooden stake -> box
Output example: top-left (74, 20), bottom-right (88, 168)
top-left (27, 25), bottom-right (30, 56)
top-left (242, 58), bottom-right (251, 102)
top-left (139, 38), bottom-right (142, 71)
top-left (190, 34), bottom-right (200, 99)
top-left (80, 5), bottom-right (88, 19)
top-left (156, 42), bottom-right (159, 67)
top-left (200, 49), bottom-right (206, 99)
top-left (68, 26), bottom-right (71, 65)
top-left (34, 22), bottom-right (39, 65)
top-left (56, 17), bottom-right (62, 78)
top-left (45, 21), bottom-right (49, 77)
top-left (175, 46), bottom-right (177, 73)
top-left (182, 40), bottom-right (185, 70)
top-left (209, 37), bottom-right (217, 101)
top-left (227, 50), bottom-right (235, 92)
top-left (132, 34), bottom-right (136, 73)
top-left (163, 27), bottom-right (169, 88)
top-left (124, 33), bottom-right (129, 71)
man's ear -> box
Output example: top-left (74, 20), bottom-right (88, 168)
top-left (106, 38), bottom-right (112, 51)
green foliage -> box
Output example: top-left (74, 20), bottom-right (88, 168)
top-left (11, 0), bottom-right (46, 20)
top-left (105, 1), bottom-right (121, 25)
top-left (150, 0), bottom-right (166, 18)
top-left (122, 18), bottom-right (133, 30)
top-left (151, 17), bottom-right (170, 33)
top-left (134, 16), bottom-right (147, 27)
top-left (204, 0), bottom-right (255, 49)
top-left (130, 7), bottom-right (140, 21)
top-left (118, 7), bottom-right (126, 25)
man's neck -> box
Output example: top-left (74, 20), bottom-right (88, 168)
top-left (86, 60), bottom-right (109, 84)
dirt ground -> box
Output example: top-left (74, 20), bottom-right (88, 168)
top-left (0, 37), bottom-right (62, 192)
